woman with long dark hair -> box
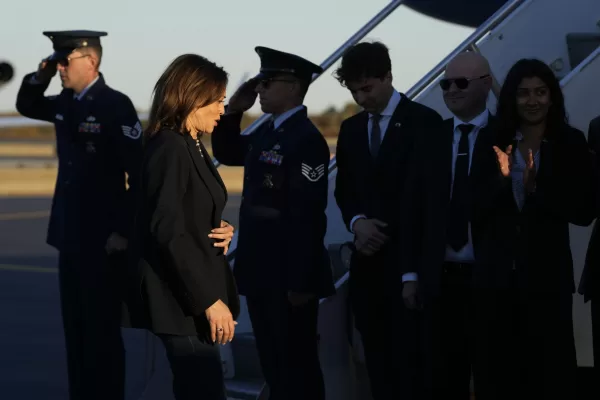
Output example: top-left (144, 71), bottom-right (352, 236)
top-left (479, 58), bottom-right (595, 399)
top-left (126, 54), bottom-right (240, 400)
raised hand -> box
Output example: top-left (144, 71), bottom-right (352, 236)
top-left (493, 145), bottom-right (513, 177)
top-left (523, 148), bottom-right (537, 193)
top-left (35, 57), bottom-right (57, 82)
top-left (227, 78), bottom-right (259, 113)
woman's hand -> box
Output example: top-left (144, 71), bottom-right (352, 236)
top-left (209, 220), bottom-right (234, 255)
top-left (493, 145), bottom-right (513, 177)
top-left (523, 148), bottom-right (537, 193)
top-left (205, 299), bottom-right (237, 344)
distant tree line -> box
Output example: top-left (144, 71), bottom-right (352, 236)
top-left (0, 102), bottom-right (362, 140)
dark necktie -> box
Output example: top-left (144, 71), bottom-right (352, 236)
top-left (447, 123), bottom-right (474, 251)
top-left (370, 114), bottom-right (382, 159)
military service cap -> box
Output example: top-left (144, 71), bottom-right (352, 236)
top-left (42, 30), bottom-right (107, 61)
top-left (255, 46), bottom-right (323, 81)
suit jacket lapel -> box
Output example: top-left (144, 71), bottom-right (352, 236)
top-left (355, 112), bottom-right (372, 164)
top-left (442, 118), bottom-right (456, 199)
top-left (470, 115), bottom-right (494, 177)
top-left (184, 135), bottom-right (226, 225)
top-left (374, 96), bottom-right (409, 165)
top-left (198, 140), bottom-right (227, 201)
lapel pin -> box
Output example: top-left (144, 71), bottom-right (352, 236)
top-left (394, 122), bottom-right (401, 128)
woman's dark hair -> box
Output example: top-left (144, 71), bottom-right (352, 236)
top-left (145, 54), bottom-right (228, 138)
top-left (495, 58), bottom-right (567, 144)
top-left (333, 41), bottom-right (391, 87)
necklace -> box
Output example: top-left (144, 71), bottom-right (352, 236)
top-left (194, 138), bottom-right (204, 158)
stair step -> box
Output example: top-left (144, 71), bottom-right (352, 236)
top-left (225, 378), bottom-right (264, 400)
top-left (231, 332), bottom-right (263, 380)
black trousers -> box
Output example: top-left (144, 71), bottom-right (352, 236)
top-left (349, 263), bottom-right (418, 400)
top-left (58, 250), bottom-right (125, 400)
top-left (246, 294), bottom-right (325, 400)
top-left (423, 262), bottom-right (477, 400)
top-left (157, 334), bottom-right (226, 400)
top-left (422, 262), bottom-right (513, 400)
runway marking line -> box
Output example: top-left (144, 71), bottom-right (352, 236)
top-left (0, 264), bottom-right (57, 273)
top-left (0, 210), bottom-right (50, 221)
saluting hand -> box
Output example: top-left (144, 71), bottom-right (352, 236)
top-left (523, 148), bottom-right (537, 193)
top-left (36, 58), bottom-right (57, 82)
top-left (209, 220), bottom-right (234, 255)
top-left (227, 78), bottom-right (259, 113)
top-left (493, 145), bottom-right (513, 177)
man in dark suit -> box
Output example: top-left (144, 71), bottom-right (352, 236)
top-left (15, 30), bottom-right (142, 400)
top-left (580, 114), bottom-right (600, 385)
top-left (332, 41), bottom-right (443, 399)
top-left (400, 51), bottom-right (501, 399)
top-left (211, 47), bottom-right (335, 400)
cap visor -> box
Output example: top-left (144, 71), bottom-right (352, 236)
top-left (255, 72), bottom-right (272, 80)
top-left (48, 50), bottom-right (71, 61)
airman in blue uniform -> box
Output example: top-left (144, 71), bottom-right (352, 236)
top-left (211, 47), bottom-right (335, 400)
top-left (15, 30), bottom-right (142, 400)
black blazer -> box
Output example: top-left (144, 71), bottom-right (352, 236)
top-left (477, 123), bottom-right (595, 294)
top-left (334, 93), bottom-right (443, 290)
top-left (399, 115), bottom-right (497, 298)
top-left (125, 129), bottom-right (240, 337)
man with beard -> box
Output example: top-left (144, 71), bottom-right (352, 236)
top-left (211, 46), bottom-right (335, 400)
top-left (15, 30), bottom-right (142, 400)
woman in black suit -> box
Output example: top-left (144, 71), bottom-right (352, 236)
top-left (480, 58), bottom-right (595, 399)
top-left (127, 54), bottom-right (240, 400)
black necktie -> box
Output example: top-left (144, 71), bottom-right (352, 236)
top-left (370, 114), bottom-right (382, 159)
top-left (447, 123), bottom-right (474, 251)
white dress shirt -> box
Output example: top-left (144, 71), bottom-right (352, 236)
top-left (402, 109), bottom-right (490, 282)
top-left (349, 89), bottom-right (402, 232)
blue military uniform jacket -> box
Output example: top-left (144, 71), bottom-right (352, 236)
top-left (16, 73), bottom-right (143, 252)
top-left (212, 106), bottom-right (335, 298)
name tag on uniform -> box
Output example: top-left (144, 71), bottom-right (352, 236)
top-left (259, 150), bottom-right (283, 166)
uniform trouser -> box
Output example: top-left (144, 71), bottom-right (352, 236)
top-left (58, 250), bottom-right (125, 400)
top-left (246, 294), bottom-right (325, 400)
